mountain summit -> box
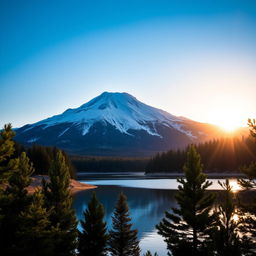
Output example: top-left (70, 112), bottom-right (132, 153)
top-left (33, 92), bottom-right (193, 138)
top-left (15, 92), bottom-right (222, 156)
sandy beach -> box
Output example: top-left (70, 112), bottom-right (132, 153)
top-left (27, 175), bottom-right (97, 194)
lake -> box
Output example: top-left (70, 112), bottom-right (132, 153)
top-left (73, 173), bottom-right (240, 256)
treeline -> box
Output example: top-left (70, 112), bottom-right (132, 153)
top-left (146, 136), bottom-right (256, 173)
top-left (0, 124), bottom-right (155, 256)
top-left (157, 144), bottom-right (256, 255)
top-left (0, 124), bottom-right (77, 256)
top-left (71, 155), bottom-right (148, 172)
top-left (2, 121), bottom-right (256, 255)
top-left (14, 142), bottom-right (76, 178)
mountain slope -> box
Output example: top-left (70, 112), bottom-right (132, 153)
top-left (15, 92), bottom-right (225, 156)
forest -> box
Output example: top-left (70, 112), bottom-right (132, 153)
top-left (10, 132), bottom-right (256, 175)
top-left (1, 120), bottom-right (256, 256)
top-left (70, 155), bottom-right (148, 172)
top-left (146, 136), bottom-right (256, 173)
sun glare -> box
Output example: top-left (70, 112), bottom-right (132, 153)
top-left (232, 213), bottom-right (239, 223)
top-left (208, 105), bottom-right (246, 133)
top-left (229, 180), bottom-right (241, 193)
top-left (219, 122), bottom-right (240, 132)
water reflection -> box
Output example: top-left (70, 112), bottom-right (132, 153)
top-left (73, 178), bottom-right (243, 256)
top-left (73, 185), bottom-right (177, 255)
top-left (229, 180), bottom-right (241, 193)
top-left (82, 178), bottom-right (241, 191)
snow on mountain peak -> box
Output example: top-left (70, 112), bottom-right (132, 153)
top-left (30, 92), bottom-right (195, 138)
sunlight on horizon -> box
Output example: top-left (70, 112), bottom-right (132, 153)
top-left (207, 105), bottom-right (248, 132)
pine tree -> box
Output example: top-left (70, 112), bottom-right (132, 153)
top-left (248, 118), bottom-right (256, 139)
top-left (17, 190), bottom-right (56, 256)
top-left (238, 118), bottom-right (256, 252)
top-left (42, 149), bottom-right (78, 256)
top-left (109, 192), bottom-right (140, 256)
top-left (0, 124), bottom-right (55, 256)
top-left (212, 180), bottom-right (243, 256)
top-left (157, 145), bottom-right (216, 256)
top-left (78, 192), bottom-right (108, 256)
top-left (0, 123), bottom-right (19, 181)
top-left (239, 119), bottom-right (256, 189)
top-left (0, 152), bottom-right (34, 255)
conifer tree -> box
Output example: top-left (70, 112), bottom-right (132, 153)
top-left (212, 180), bottom-right (243, 256)
top-left (78, 192), bottom-right (108, 256)
top-left (42, 150), bottom-right (78, 256)
top-left (17, 190), bottom-right (55, 256)
top-left (248, 118), bottom-right (256, 139)
top-left (0, 124), bottom-right (55, 256)
top-left (109, 192), bottom-right (140, 256)
top-left (238, 118), bottom-right (256, 252)
top-left (0, 123), bottom-right (19, 181)
top-left (0, 152), bottom-right (34, 255)
top-left (239, 119), bottom-right (256, 189)
top-left (157, 145), bottom-right (216, 256)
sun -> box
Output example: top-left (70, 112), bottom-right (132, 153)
top-left (208, 106), bottom-right (246, 132)
top-left (219, 121), bottom-right (240, 132)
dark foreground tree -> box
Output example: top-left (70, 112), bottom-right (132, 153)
top-left (0, 124), bottom-right (19, 181)
top-left (0, 152), bottom-right (34, 255)
top-left (0, 150), bottom-right (52, 256)
top-left (43, 150), bottom-right (78, 256)
top-left (17, 190), bottom-right (55, 256)
top-left (238, 118), bottom-right (256, 252)
top-left (212, 180), bottom-right (244, 256)
top-left (0, 125), bottom-right (54, 255)
top-left (157, 145), bottom-right (216, 256)
top-left (78, 192), bottom-right (108, 256)
top-left (109, 192), bottom-right (140, 256)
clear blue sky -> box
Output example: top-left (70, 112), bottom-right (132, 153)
top-left (1, 0), bottom-right (256, 129)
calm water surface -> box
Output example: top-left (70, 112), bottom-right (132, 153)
top-left (73, 174), bottom-right (239, 256)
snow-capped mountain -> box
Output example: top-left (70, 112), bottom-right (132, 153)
top-left (15, 92), bottom-right (224, 156)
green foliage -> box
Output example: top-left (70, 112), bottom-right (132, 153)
top-left (0, 124), bottom-right (16, 163)
top-left (0, 125), bottom-right (79, 256)
top-left (0, 152), bottom-right (33, 255)
top-left (237, 118), bottom-right (256, 253)
top-left (42, 150), bottom-right (78, 256)
top-left (239, 119), bottom-right (256, 187)
top-left (211, 180), bottom-right (243, 256)
top-left (157, 145), bottom-right (216, 256)
top-left (26, 144), bottom-right (76, 178)
top-left (0, 150), bottom-right (52, 255)
top-left (17, 190), bottom-right (56, 256)
top-left (109, 192), bottom-right (140, 256)
top-left (0, 124), bottom-right (19, 181)
top-left (78, 192), bottom-right (108, 256)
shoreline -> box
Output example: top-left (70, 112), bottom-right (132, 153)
top-left (145, 172), bottom-right (246, 179)
top-left (27, 175), bottom-right (97, 195)
top-left (76, 171), bottom-right (246, 179)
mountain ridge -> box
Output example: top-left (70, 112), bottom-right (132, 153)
top-left (15, 92), bottom-right (228, 156)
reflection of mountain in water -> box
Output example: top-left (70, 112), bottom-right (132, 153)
top-left (73, 185), bottom-right (177, 240)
